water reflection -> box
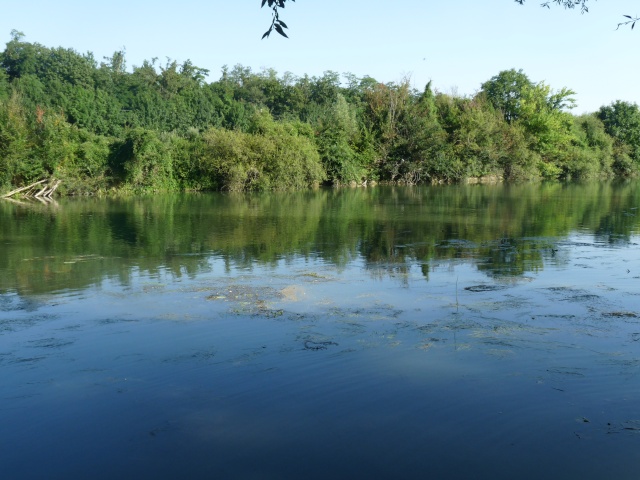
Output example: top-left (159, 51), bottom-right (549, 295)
top-left (1, 181), bottom-right (639, 295)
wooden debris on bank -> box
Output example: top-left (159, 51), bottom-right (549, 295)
top-left (2, 178), bottom-right (60, 200)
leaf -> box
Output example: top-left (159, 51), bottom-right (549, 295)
top-left (624, 15), bottom-right (632, 19)
top-left (262, 29), bottom-right (271, 39)
top-left (274, 24), bottom-right (288, 37)
top-left (261, 0), bottom-right (267, 7)
top-left (277, 20), bottom-right (288, 29)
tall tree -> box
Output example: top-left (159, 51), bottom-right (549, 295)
top-left (480, 69), bottom-right (534, 124)
top-left (597, 101), bottom-right (640, 164)
top-left (481, 69), bottom-right (575, 125)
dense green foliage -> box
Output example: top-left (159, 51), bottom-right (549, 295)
top-left (1, 33), bottom-right (639, 194)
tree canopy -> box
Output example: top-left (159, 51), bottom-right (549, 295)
top-left (1, 34), bottom-right (640, 195)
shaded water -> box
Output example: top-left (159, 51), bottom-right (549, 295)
top-left (1, 183), bottom-right (640, 479)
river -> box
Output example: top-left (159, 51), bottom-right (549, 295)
top-left (1, 182), bottom-right (639, 479)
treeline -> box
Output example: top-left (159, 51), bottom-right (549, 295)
top-left (1, 31), bottom-right (640, 194)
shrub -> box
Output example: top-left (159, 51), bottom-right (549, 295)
top-left (200, 111), bottom-right (325, 191)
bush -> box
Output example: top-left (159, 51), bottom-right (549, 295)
top-left (200, 111), bottom-right (325, 191)
top-left (119, 128), bottom-right (178, 192)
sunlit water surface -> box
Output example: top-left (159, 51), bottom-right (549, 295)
top-left (1, 183), bottom-right (640, 479)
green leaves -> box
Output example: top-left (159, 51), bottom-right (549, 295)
top-left (481, 69), bottom-right (533, 123)
top-left (2, 32), bottom-right (640, 192)
top-left (201, 112), bottom-right (325, 191)
top-left (598, 101), bottom-right (640, 165)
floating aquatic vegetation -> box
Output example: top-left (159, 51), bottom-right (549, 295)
top-left (303, 340), bottom-right (338, 350)
top-left (562, 293), bottom-right (601, 302)
top-left (162, 349), bottom-right (217, 363)
top-left (298, 272), bottom-right (330, 280)
top-left (280, 285), bottom-right (305, 302)
top-left (486, 348), bottom-right (515, 358)
top-left (464, 284), bottom-right (509, 292)
top-left (607, 420), bottom-right (640, 435)
top-left (603, 311), bottom-right (638, 318)
top-left (546, 367), bottom-right (586, 377)
top-left (262, 309), bottom-right (285, 318)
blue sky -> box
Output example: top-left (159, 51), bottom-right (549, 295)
top-left (1, 0), bottom-right (638, 113)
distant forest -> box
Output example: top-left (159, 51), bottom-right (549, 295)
top-left (1, 31), bottom-right (639, 194)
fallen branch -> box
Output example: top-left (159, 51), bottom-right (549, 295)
top-left (34, 184), bottom-right (49, 198)
top-left (44, 180), bottom-right (62, 197)
top-left (2, 178), bottom-right (60, 199)
top-left (1, 179), bottom-right (47, 198)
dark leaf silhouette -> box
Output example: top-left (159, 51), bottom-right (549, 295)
top-left (274, 24), bottom-right (288, 38)
top-left (260, 1), bottom-right (637, 37)
top-left (261, 0), bottom-right (295, 39)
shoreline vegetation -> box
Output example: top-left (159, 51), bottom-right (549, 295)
top-left (1, 32), bottom-right (640, 196)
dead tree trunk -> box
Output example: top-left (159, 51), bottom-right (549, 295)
top-left (1, 178), bottom-right (60, 199)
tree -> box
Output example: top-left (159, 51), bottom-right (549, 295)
top-left (261, 1), bottom-right (638, 38)
top-left (597, 101), bottom-right (640, 164)
top-left (480, 69), bottom-right (575, 123)
top-left (479, 69), bottom-right (579, 178)
top-left (0, 68), bottom-right (9, 101)
top-left (315, 93), bottom-right (363, 183)
top-left (480, 69), bottom-right (534, 123)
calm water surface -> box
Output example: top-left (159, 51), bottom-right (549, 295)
top-left (1, 183), bottom-right (640, 479)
